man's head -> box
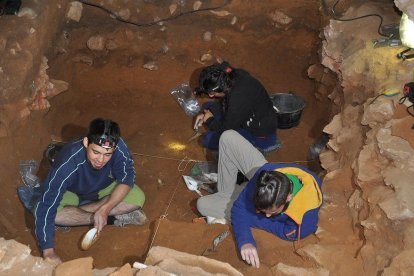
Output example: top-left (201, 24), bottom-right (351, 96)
top-left (194, 61), bottom-right (233, 96)
top-left (83, 118), bottom-right (121, 170)
top-left (253, 171), bottom-right (293, 217)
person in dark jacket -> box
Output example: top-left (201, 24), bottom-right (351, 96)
top-left (197, 130), bottom-right (322, 268)
top-left (34, 118), bottom-right (146, 263)
top-left (194, 61), bottom-right (281, 153)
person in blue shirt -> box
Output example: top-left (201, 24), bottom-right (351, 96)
top-left (34, 118), bottom-right (146, 263)
top-left (197, 130), bottom-right (322, 268)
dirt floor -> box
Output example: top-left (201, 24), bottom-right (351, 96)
top-left (7, 0), bottom-right (335, 274)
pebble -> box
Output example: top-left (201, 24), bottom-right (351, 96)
top-left (202, 31), bottom-right (212, 42)
top-left (143, 61), bottom-right (159, 71)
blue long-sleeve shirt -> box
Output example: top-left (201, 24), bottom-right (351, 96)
top-left (231, 163), bottom-right (322, 250)
top-left (35, 138), bottom-right (135, 250)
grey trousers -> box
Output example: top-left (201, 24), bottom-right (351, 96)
top-left (197, 130), bottom-right (267, 220)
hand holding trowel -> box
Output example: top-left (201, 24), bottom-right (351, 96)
top-left (188, 115), bottom-right (204, 142)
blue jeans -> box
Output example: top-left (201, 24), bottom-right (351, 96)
top-left (202, 129), bottom-right (280, 152)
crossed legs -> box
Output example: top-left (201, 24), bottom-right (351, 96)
top-left (54, 197), bottom-right (138, 226)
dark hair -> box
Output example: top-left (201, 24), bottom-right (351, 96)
top-left (194, 61), bottom-right (234, 95)
top-left (253, 171), bottom-right (292, 210)
top-left (87, 118), bottom-right (120, 148)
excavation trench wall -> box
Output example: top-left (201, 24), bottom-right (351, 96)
top-left (318, 1), bottom-right (414, 274)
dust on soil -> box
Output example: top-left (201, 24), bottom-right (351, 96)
top-left (8, 0), bottom-right (334, 274)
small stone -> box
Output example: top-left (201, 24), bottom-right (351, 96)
top-left (169, 4), bottom-right (177, 15)
top-left (200, 53), bottom-right (213, 62)
top-left (66, 1), bottom-right (83, 22)
top-left (17, 7), bottom-right (37, 19)
top-left (117, 9), bottom-right (130, 20)
top-left (268, 10), bottom-right (292, 25)
top-left (143, 61), bottom-right (159, 71)
top-left (55, 257), bottom-right (93, 276)
top-left (230, 16), bottom-right (237, 25)
top-left (108, 263), bottom-right (132, 276)
top-left (216, 35), bottom-right (227, 44)
top-left (210, 10), bottom-right (231, 17)
top-left (87, 35), bottom-right (105, 51)
top-left (202, 31), bottom-right (212, 42)
top-left (193, 1), bottom-right (202, 10)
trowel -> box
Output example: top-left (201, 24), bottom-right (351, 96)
top-left (188, 118), bottom-right (203, 142)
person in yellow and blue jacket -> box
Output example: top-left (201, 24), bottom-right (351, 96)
top-left (196, 130), bottom-right (322, 268)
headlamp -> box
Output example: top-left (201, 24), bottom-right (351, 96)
top-left (94, 135), bottom-right (117, 149)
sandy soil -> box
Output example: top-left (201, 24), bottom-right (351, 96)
top-left (6, 0), bottom-right (335, 273)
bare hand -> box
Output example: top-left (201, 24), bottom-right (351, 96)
top-left (194, 114), bottom-right (204, 129)
top-left (93, 207), bottom-right (109, 232)
top-left (202, 109), bottom-right (213, 121)
top-left (43, 248), bottom-right (62, 264)
top-left (240, 243), bottom-right (260, 268)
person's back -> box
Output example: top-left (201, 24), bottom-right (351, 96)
top-left (193, 61), bottom-right (280, 152)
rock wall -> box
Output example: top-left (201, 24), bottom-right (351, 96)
top-left (0, 0), bottom-right (70, 242)
top-left (320, 1), bottom-right (414, 274)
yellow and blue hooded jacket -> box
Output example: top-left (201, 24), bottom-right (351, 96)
top-left (231, 163), bottom-right (323, 250)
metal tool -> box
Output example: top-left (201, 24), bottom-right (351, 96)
top-left (202, 230), bottom-right (230, 256)
top-left (188, 118), bottom-right (203, 142)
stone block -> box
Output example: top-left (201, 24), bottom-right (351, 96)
top-left (55, 257), bottom-right (93, 276)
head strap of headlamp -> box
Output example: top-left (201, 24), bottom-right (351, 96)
top-left (94, 120), bottom-right (117, 149)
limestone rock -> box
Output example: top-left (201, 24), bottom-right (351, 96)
top-left (169, 4), bottom-right (177, 15)
top-left (108, 263), bottom-right (132, 276)
top-left (319, 150), bottom-right (339, 172)
top-left (66, 1), bottom-right (83, 22)
top-left (355, 144), bottom-right (384, 182)
top-left (202, 31), bottom-right (212, 42)
top-left (87, 35), bottom-right (106, 51)
top-left (143, 61), bottom-right (159, 71)
top-left (0, 238), bottom-right (53, 275)
top-left (200, 53), bottom-right (213, 62)
top-left (210, 10), bottom-right (231, 17)
top-left (145, 246), bottom-right (242, 276)
top-left (193, 1), bottom-right (202, 11)
top-left (117, 9), bottom-right (130, 21)
top-left (268, 10), bottom-right (292, 26)
top-left (376, 128), bottom-right (414, 168)
top-left (394, 0), bottom-right (414, 19)
top-left (17, 7), bottom-right (37, 19)
top-left (272, 262), bottom-right (329, 276)
top-left (54, 257), bottom-right (93, 276)
top-left (136, 265), bottom-right (170, 275)
top-left (380, 167), bottom-right (414, 220)
top-left (362, 99), bottom-right (394, 128)
top-left (391, 116), bottom-right (414, 149)
top-left (323, 114), bottom-right (342, 135)
top-left (383, 249), bottom-right (414, 276)
top-left (403, 221), bottom-right (414, 248)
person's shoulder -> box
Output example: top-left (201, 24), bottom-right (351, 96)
top-left (116, 138), bottom-right (129, 149)
top-left (53, 139), bottom-right (85, 166)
